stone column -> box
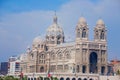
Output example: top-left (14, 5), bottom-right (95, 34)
top-left (86, 64), bottom-right (89, 73)
top-left (105, 65), bottom-right (108, 75)
top-left (79, 64), bottom-right (82, 73)
top-left (86, 47), bottom-right (89, 73)
top-left (79, 45), bottom-right (82, 73)
top-left (98, 50), bottom-right (101, 74)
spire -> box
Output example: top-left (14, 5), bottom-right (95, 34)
top-left (53, 11), bottom-right (57, 24)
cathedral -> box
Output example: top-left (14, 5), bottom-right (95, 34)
top-left (22, 14), bottom-right (107, 75)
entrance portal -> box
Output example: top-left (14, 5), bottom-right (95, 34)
top-left (89, 52), bottom-right (98, 73)
top-left (40, 66), bottom-right (44, 72)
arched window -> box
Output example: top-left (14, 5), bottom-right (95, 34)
top-left (31, 54), bottom-right (34, 59)
top-left (89, 52), bottom-right (98, 73)
top-left (66, 54), bottom-right (70, 59)
top-left (83, 78), bottom-right (87, 80)
top-left (77, 65), bottom-right (80, 73)
top-left (89, 78), bottom-right (93, 80)
top-left (78, 78), bottom-right (82, 80)
top-left (57, 36), bottom-right (61, 44)
top-left (38, 44), bottom-right (40, 48)
top-left (58, 53), bottom-right (62, 59)
top-left (101, 66), bottom-right (105, 75)
top-left (66, 78), bottom-right (70, 80)
top-left (60, 77), bottom-right (64, 80)
top-left (52, 54), bottom-right (55, 60)
top-left (40, 66), bottom-right (44, 72)
top-left (39, 54), bottom-right (45, 64)
top-left (82, 29), bottom-right (86, 38)
top-left (82, 65), bottom-right (86, 73)
top-left (52, 36), bottom-right (54, 39)
top-left (41, 45), bottom-right (43, 48)
top-left (72, 78), bottom-right (76, 80)
top-left (34, 78), bottom-right (36, 80)
top-left (100, 30), bottom-right (105, 39)
top-left (28, 78), bottom-right (30, 80)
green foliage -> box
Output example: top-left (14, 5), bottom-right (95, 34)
top-left (53, 77), bottom-right (58, 80)
top-left (0, 76), bottom-right (19, 80)
top-left (116, 69), bottom-right (120, 75)
top-left (50, 76), bottom-right (53, 80)
top-left (4, 76), bottom-right (14, 80)
top-left (0, 77), bottom-right (3, 80)
top-left (39, 76), bottom-right (43, 80)
top-left (44, 77), bottom-right (50, 80)
top-left (14, 78), bottom-right (19, 80)
top-left (23, 76), bottom-right (27, 80)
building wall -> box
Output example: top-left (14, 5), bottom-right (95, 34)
top-left (0, 62), bottom-right (8, 75)
top-left (26, 73), bottom-right (120, 80)
top-left (8, 60), bottom-right (20, 75)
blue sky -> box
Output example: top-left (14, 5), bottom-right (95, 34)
top-left (0, 0), bottom-right (120, 62)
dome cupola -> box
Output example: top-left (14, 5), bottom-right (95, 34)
top-left (46, 15), bottom-right (64, 36)
top-left (33, 36), bottom-right (45, 45)
top-left (78, 17), bottom-right (87, 25)
top-left (94, 19), bottom-right (107, 41)
top-left (46, 13), bottom-right (64, 46)
top-left (96, 19), bottom-right (105, 27)
top-left (32, 36), bottom-right (46, 50)
top-left (76, 16), bottom-right (89, 41)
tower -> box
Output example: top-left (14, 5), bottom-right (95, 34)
top-left (94, 19), bottom-right (107, 41)
top-left (46, 14), bottom-right (64, 48)
top-left (93, 19), bottom-right (107, 74)
top-left (76, 17), bottom-right (89, 42)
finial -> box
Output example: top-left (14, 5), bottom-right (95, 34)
top-left (55, 10), bottom-right (56, 16)
top-left (81, 13), bottom-right (84, 17)
top-left (53, 11), bottom-right (57, 24)
top-left (98, 16), bottom-right (102, 19)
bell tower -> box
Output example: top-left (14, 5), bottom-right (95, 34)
top-left (76, 17), bottom-right (89, 42)
top-left (94, 19), bottom-right (107, 41)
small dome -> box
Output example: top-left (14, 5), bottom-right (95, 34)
top-left (78, 17), bottom-right (87, 24)
top-left (96, 19), bottom-right (104, 25)
top-left (33, 36), bottom-right (45, 44)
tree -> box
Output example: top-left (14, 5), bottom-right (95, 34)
top-left (50, 76), bottom-right (53, 80)
top-left (44, 77), bottom-right (50, 80)
top-left (23, 76), bottom-right (27, 80)
top-left (53, 77), bottom-right (58, 80)
top-left (116, 69), bottom-right (120, 75)
top-left (4, 76), bottom-right (14, 80)
top-left (39, 76), bottom-right (43, 80)
top-left (0, 77), bottom-right (3, 80)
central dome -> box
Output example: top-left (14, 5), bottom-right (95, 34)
top-left (46, 15), bottom-right (64, 36)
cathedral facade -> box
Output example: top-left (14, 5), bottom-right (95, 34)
top-left (23, 14), bottom-right (107, 75)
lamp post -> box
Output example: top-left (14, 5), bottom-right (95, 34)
top-left (33, 72), bottom-right (35, 80)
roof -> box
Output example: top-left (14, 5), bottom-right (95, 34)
top-left (56, 41), bottom-right (75, 47)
